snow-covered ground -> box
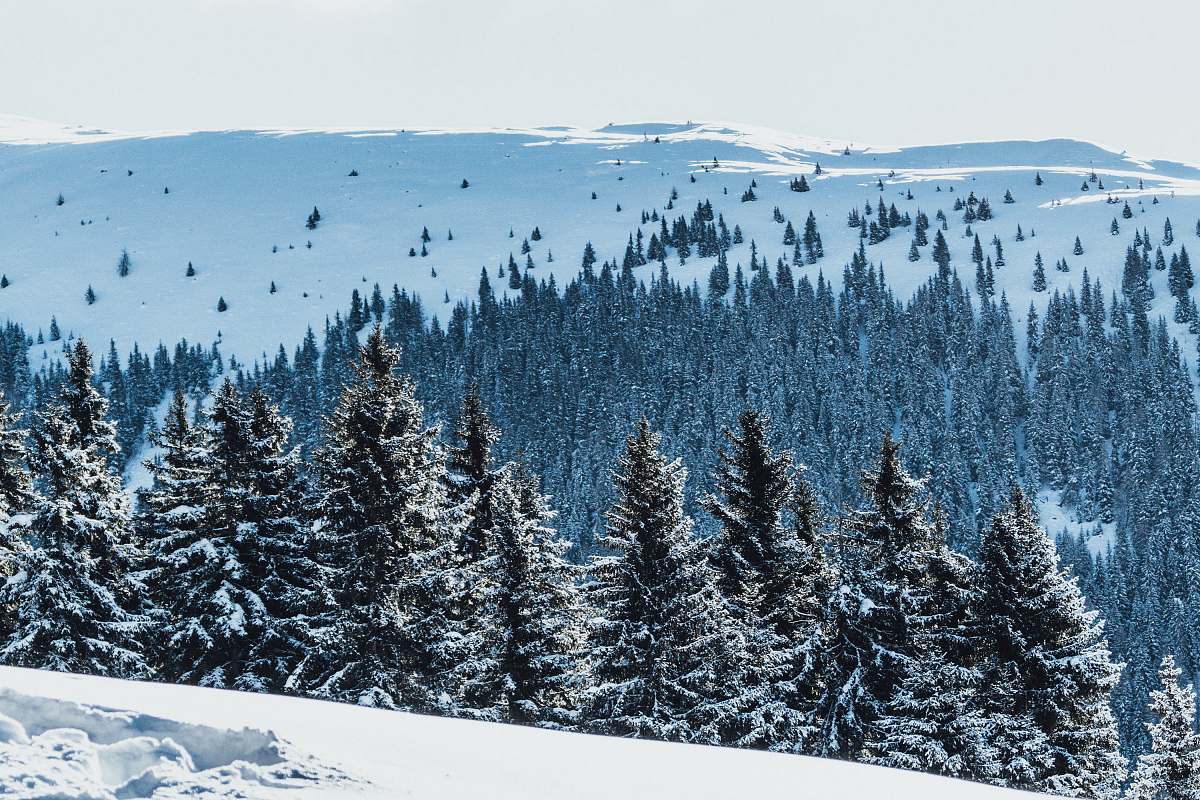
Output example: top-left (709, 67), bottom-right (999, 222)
top-left (4, 116), bottom-right (1200, 376)
top-left (0, 666), bottom-right (1048, 799)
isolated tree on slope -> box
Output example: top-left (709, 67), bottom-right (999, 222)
top-left (1126, 655), bottom-right (1200, 800)
top-left (295, 325), bottom-right (462, 711)
top-left (979, 487), bottom-right (1125, 799)
top-left (582, 419), bottom-right (745, 745)
top-left (0, 403), bottom-right (149, 677)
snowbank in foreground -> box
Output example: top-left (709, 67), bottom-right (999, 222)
top-left (0, 666), bottom-right (1046, 799)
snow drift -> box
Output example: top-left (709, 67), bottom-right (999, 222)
top-left (0, 666), bottom-right (1049, 799)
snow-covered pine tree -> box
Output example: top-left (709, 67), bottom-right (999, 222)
top-left (865, 507), bottom-right (995, 782)
top-left (582, 419), bottom-right (745, 745)
top-left (705, 410), bottom-right (793, 608)
top-left (0, 402), bottom-right (149, 677)
top-left (436, 384), bottom-right (510, 718)
top-left (137, 387), bottom-right (215, 669)
top-left (447, 384), bottom-right (500, 559)
top-left (979, 487), bottom-right (1125, 799)
top-left (486, 462), bottom-right (584, 728)
top-left (236, 387), bottom-right (329, 693)
top-left (702, 410), bottom-right (824, 752)
top-left (146, 382), bottom-right (263, 687)
top-left (811, 433), bottom-right (933, 761)
top-left (295, 325), bottom-right (462, 711)
top-left (1126, 655), bottom-right (1200, 800)
top-left (58, 340), bottom-right (146, 609)
top-left (0, 393), bottom-right (31, 526)
top-left (0, 394), bottom-right (32, 638)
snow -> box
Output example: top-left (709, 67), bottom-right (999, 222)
top-left (4, 117), bottom-right (1199, 378)
top-left (0, 665), bottom-right (1050, 799)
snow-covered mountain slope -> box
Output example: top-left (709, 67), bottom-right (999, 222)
top-left (0, 666), bottom-right (1046, 800)
top-left (3, 117), bottom-right (1199, 375)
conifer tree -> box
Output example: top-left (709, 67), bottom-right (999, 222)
top-left (235, 388), bottom-right (328, 692)
top-left (0, 401), bottom-right (149, 677)
top-left (0, 394), bottom-right (31, 525)
top-left (866, 509), bottom-right (995, 781)
top-left (582, 419), bottom-right (745, 744)
top-left (703, 411), bottom-right (824, 751)
top-left (486, 463), bottom-right (584, 728)
top-left (1127, 655), bottom-right (1200, 800)
top-left (1033, 253), bottom-right (1047, 292)
top-left (932, 230), bottom-right (951, 281)
top-left (138, 389), bottom-right (221, 678)
top-left (811, 434), bottom-right (934, 761)
top-left (979, 488), bottom-right (1125, 798)
top-left (294, 325), bottom-right (463, 710)
top-left (0, 395), bottom-right (32, 637)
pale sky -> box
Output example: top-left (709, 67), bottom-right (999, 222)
top-left (3, 0), bottom-right (1198, 162)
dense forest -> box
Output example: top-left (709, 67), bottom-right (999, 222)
top-left (3, 221), bottom-right (1200, 796)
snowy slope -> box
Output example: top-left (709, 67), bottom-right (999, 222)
top-left (3, 117), bottom-right (1199, 371)
top-left (0, 665), bottom-right (1048, 799)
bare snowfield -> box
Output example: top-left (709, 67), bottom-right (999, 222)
top-left (0, 666), bottom-right (1049, 799)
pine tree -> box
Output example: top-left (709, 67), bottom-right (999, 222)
top-left (582, 419), bottom-right (745, 744)
top-left (1033, 252), bottom-right (1048, 292)
top-left (703, 411), bottom-right (821, 751)
top-left (0, 394), bottom-right (31, 524)
top-left (812, 434), bottom-right (934, 760)
top-left (979, 488), bottom-right (1125, 798)
top-left (0, 394), bottom-right (32, 638)
top-left (487, 463), bottom-right (584, 728)
top-left (138, 388), bottom-right (226, 683)
top-left (866, 509), bottom-right (995, 782)
top-left (1127, 655), bottom-right (1200, 800)
top-left (932, 230), bottom-right (951, 281)
top-left (236, 388), bottom-right (328, 692)
top-left (0, 400), bottom-right (149, 677)
top-left (294, 325), bottom-right (463, 711)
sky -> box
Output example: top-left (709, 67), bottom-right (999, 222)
top-left (3, 0), bottom-right (1198, 162)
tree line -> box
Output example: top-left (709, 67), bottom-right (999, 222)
top-left (2, 328), bottom-right (1199, 798)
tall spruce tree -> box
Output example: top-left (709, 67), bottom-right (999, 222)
top-left (811, 433), bottom-right (933, 760)
top-left (0, 394), bottom-right (32, 640)
top-left (865, 508), bottom-right (996, 781)
top-left (147, 383), bottom-right (264, 686)
top-left (703, 410), bottom-right (823, 751)
top-left (979, 488), bottom-right (1125, 799)
top-left (0, 402), bottom-right (149, 677)
top-left (1126, 655), bottom-right (1200, 800)
top-left (294, 325), bottom-right (463, 711)
top-left (236, 387), bottom-right (328, 693)
top-left (582, 419), bottom-right (745, 744)
top-left (486, 462), bottom-right (584, 728)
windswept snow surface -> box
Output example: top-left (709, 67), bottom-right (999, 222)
top-left (0, 666), bottom-right (1049, 799)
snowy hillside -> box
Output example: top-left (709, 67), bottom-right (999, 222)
top-left (0, 666), bottom-right (1048, 799)
top-left (3, 116), bottom-right (1199, 373)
